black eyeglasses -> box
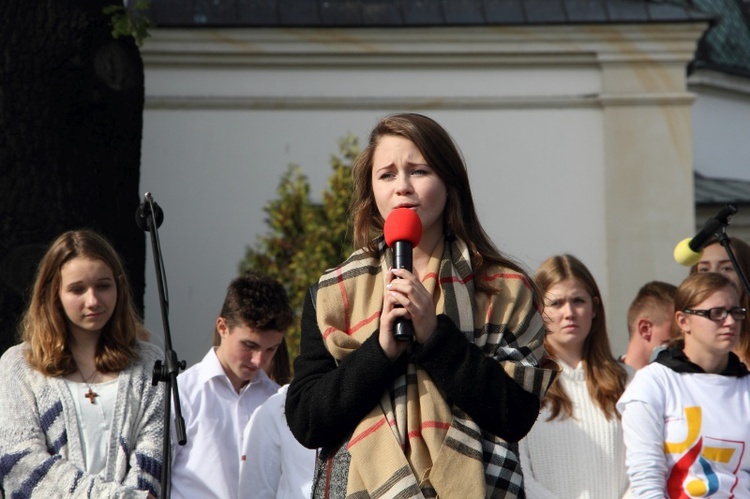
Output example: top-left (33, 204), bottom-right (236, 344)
top-left (682, 307), bottom-right (747, 321)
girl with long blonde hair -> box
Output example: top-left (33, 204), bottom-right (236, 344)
top-left (520, 254), bottom-right (630, 498)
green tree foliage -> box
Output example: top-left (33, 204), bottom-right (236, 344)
top-left (103, 0), bottom-right (151, 46)
top-left (239, 135), bottom-right (359, 361)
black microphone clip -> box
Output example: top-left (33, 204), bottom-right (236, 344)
top-left (689, 203), bottom-right (738, 252)
top-left (135, 192), bottom-right (164, 232)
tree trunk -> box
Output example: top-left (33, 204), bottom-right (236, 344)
top-left (0, 0), bottom-right (145, 355)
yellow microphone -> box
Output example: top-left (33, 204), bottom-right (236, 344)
top-left (673, 238), bottom-right (703, 267)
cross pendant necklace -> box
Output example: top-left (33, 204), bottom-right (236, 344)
top-left (84, 387), bottom-right (98, 404)
top-left (77, 365), bottom-right (99, 404)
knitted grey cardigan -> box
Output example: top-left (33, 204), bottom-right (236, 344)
top-left (0, 341), bottom-right (164, 498)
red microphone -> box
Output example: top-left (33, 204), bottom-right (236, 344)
top-left (383, 208), bottom-right (422, 342)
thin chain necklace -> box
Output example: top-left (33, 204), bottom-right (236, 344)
top-left (76, 364), bottom-right (99, 404)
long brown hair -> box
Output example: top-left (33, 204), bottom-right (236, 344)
top-left (351, 112), bottom-right (534, 296)
top-left (264, 337), bottom-right (292, 385)
top-left (20, 230), bottom-right (142, 376)
top-left (534, 254), bottom-right (627, 421)
top-left (689, 237), bottom-right (750, 363)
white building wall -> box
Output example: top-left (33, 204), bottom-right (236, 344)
top-left (690, 70), bottom-right (750, 261)
top-left (690, 70), bottom-right (750, 182)
top-left (140, 24), bottom-right (707, 366)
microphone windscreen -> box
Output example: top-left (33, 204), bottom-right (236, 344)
top-left (384, 208), bottom-right (422, 247)
top-left (674, 237), bottom-right (703, 267)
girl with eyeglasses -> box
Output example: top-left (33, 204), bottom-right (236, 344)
top-left (689, 237), bottom-right (750, 366)
top-left (618, 272), bottom-right (750, 496)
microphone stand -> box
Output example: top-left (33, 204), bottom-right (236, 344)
top-left (136, 192), bottom-right (187, 498)
top-left (716, 225), bottom-right (750, 299)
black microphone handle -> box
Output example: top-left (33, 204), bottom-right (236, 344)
top-left (689, 204), bottom-right (738, 252)
top-left (393, 240), bottom-right (414, 342)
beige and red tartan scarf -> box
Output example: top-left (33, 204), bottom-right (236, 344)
top-left (315, 236), bottom-right (558, 498)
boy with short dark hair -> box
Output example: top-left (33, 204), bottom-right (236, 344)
top-left (170, 270), bottom-right (293, 499)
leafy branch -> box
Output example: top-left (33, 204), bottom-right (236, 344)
top-left (239, 135), bottom-right (359, 360)
top-left (103, 0), bottom-right (151, 46)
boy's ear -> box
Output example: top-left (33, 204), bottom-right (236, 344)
top-left (637, 318), bottom-right (653, 340)
top-left (216, 317), bottom-right (229, 337)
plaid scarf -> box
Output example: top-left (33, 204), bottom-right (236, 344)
top-left (315, 236), bottom-right (557, 498)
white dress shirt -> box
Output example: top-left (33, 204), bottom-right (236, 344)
top-left (239, 384), bottom-right (316, 498)
top-left (171, 347), bottom-right (279, 499)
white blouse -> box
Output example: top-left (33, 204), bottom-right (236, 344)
top-left (64, 377), bottom-right (118, 474)
top-left (519, 361), bottom-right (631, 498)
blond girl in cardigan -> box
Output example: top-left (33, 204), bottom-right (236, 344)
top-left (0, 230), bottom-right (163, 498)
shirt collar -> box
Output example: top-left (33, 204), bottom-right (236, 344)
top-left (197, 347), bottom-right (277, 391)
top-left (197, 347), bottom-right (228, 385)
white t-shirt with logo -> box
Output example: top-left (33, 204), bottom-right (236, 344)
top-left (618, 362), bottom-right (750, 497)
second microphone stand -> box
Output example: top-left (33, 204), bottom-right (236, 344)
top-left (136, 192), bottom-right (187, 498)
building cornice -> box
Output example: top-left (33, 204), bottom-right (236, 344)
top-left (141, 23), bottom-right (708, 67)
top-left (688, 68), bottom-right (750, 97)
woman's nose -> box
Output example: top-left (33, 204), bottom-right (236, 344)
top-left (561, 302), bottom-right (575, 318)
top-left (85, 288), bottom-right (99, 307)
top-left (395, 175), bottom-right (413, 195)
top-left (723, 313), bottom-right (737, 326)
